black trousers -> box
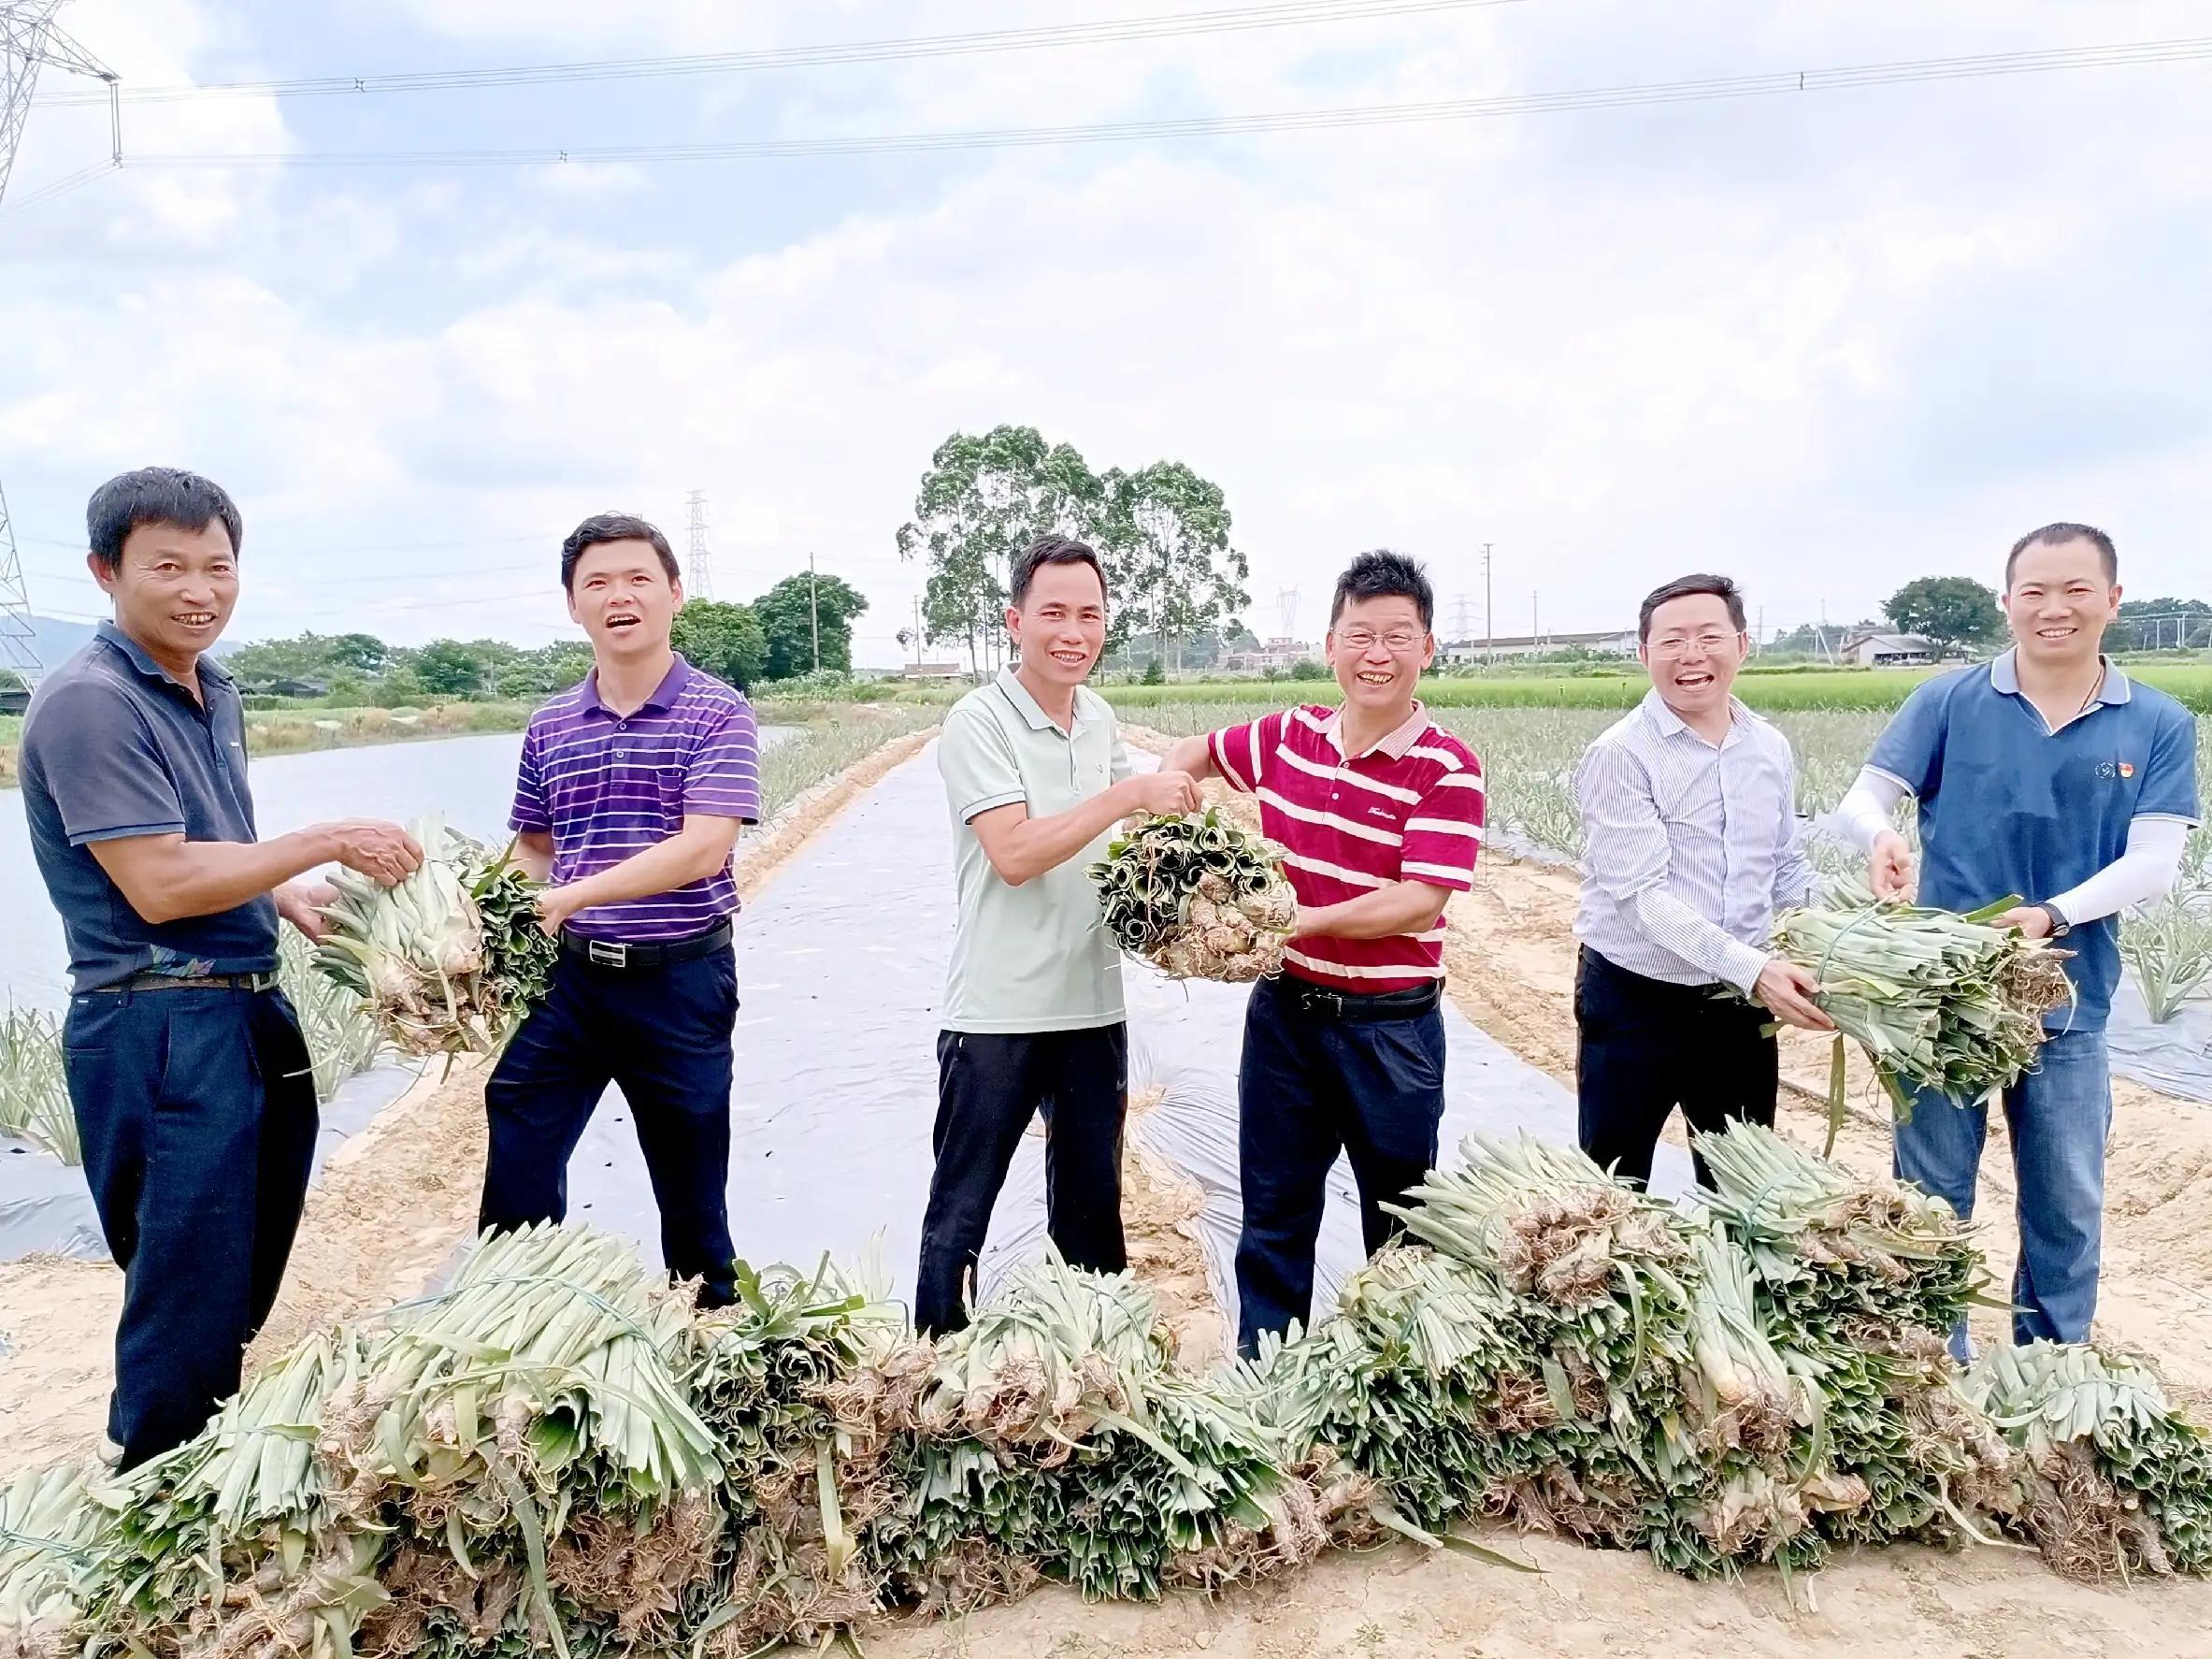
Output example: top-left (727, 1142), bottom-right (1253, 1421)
top-left (914, 1024), bottom-right (1128, 1335)
top-left (1573, 946), bottom-right (1778, 1190)
top-left (1235, 974), bottom-right (1446, 1357)
top-left (481, 945), bottom-right (740, 1306)
top-left (62, 984), bottom-right (319, 1469)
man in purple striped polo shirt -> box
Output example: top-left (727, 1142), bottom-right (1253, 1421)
top-left (480, 512), bottom-right (760, 1306)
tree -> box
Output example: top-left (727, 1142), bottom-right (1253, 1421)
top-left (754, 570), bottom-right (869, 681)
top-left (1096, 460), bottom-right (1250, 673)
top-left (670, 599), bottom-right (768, 689)
top-left (896, 426), bottom-right (1104, 672)
top-left (1882, 577), bottom-right (2004, 656)
top-left (414, 639), bottom-right (490, 699)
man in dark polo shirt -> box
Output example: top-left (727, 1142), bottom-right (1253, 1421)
top-left (480, 512), bottom-right (760, 1308)
top-left (19, 467), bottom-right (421, 1468)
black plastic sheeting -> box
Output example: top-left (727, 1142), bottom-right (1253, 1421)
top-left (0, 1060), bottom-right (420, 1262)
top-left (558, 743), bottom-right (1686, 1319)
top-left (2105, 982), bottom-right (2212, 1104)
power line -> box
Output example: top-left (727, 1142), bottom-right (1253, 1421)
top-left (31, 0), bottom-right (1530, 108)
top-left (104, 36), bottom-right (2212, 175)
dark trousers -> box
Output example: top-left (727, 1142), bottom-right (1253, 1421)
top-left (1574, 946), bottom-right (1778, 1190)
top-left (62, 985), bottom-right (319, 1470)
top-left (481, 945), bottom-right (740, 1306)
top-left (1235, 974), bottom-right (1446, 1357)
top-left (914, 1024), bottom-right (1128, 1335)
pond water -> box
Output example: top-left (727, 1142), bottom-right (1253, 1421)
top-left (0, 728), bottom-right (793, 1009)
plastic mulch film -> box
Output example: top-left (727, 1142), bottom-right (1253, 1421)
top-left (558, 742), bottom-right (1689, 1322)
top-left (2106, 980), bottom-right (2212, 1103)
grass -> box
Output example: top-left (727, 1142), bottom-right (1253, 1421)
top-left (1108, 660), bottom-right (2212, 715)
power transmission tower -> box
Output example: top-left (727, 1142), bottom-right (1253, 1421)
top-left (1274, 585), bottom-right (1300, 641)
top-left (684, 490), bottom-right (713, 599)
top-left (1, 0), bottom-right (121, 690)
top-left (1450, 593), bottom-right (1476, 642)
top-left (1482, 543), bottom-right (1494, 661)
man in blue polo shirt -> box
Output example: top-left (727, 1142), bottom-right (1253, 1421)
top-left (20, 467), bottom-right (421, 1468)
top-left (481, 512), bottom-right (760, 1309)
top-left (1838, 523), bottom-right (2200, 1350)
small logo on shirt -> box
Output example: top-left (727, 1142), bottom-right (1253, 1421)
top-left (1368, 804), bottom-right (1395, 820)
top-left (2096, 760), bottom-right (2134, 780)
top-left (2119, 761), bottom-right (2135, 779)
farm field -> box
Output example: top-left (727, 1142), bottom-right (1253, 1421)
top-left (5, 708), bottom-right (2210, 1658)
top-left (1109, 659), bottom-right (2212, 714)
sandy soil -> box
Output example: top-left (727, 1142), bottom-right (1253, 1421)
top-left (0, 726), bottom-right (938, 1476)
top-left (9, 728), bottom-right (2210, 1656)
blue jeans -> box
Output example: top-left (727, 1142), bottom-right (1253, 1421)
top-left (481, 944), bottom-right (740, 1306)
top-left (1234, 975), bottom-right (1445, 1356)
top-left (1893, 1025), bottom-right (2112, 1350)
top-left (63, 985), bottom-right (319, 1469)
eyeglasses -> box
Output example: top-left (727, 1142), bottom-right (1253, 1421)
top-left (1648, 632), bottom-right (1738, 658)
top-left (1337, 628), bottom-right (1425, 653)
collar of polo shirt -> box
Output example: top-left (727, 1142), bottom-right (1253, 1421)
top-left (1318, 700), bottom-right (1429, 761)
top-left (1988, 647), bottom-right (2131, 707)
top-left (994, 667), bottom-right (1102, 736)
top-left (581, 654), bottom-right (694, 717)
top-left (97, 618), bottom-right (234, 693)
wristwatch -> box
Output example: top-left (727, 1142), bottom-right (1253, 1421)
top-left (2034, 901), bottom-right (2073, 939)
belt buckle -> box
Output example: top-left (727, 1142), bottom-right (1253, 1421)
top-left (1309, 988), bottom-right (1344, 1018)
top-left (586, 938), bottom-right (629, 969)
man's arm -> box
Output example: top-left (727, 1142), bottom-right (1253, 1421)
top-left (1773, 750), bottom-right (1819, 913)
top-left (1298, 879), bottom-right (1453, 941)
top-left (536, 815), bottom-right (741, 932)
top-left (1164, 733), bottom-right (1217, 783)
top-left (970, 770), bottom-right (1199, 887)
top-left (1576, 742), bottom-right (1830, 1028)
top-left (511, 830), bottom-right (556, 884)
top-left (90, 823), bottom-right (420, 925)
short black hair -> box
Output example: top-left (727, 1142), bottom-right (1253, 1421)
top-left (2005, 522), bottom-right (2117, 588)
top-left (1639, 573), bottom-right (1746, 642)
top-left (86, 468), bottom-right (242, 571)
top-left (1010, 534), bottom-right (1107, 608)
top-left (561, 512), bottom-right (679, 592)
top-left (1329, 549), bottom-right (1432, 630)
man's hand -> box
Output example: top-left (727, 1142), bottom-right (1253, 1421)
top-left (534, 883), bottom-right (592, 938)
top-left (1754, 959), bottom-right (1834, 1031)
top-left (1989, 904), bottom-right (2056, 941)
top-left (1869, 830), bottom-right (1916, 902)
top-left (320, 819), bottom-right (424, 887)
top-left (274, 880), bottom-right (338, 943)
top-left (1124, 770), bottom-right (1202, 817)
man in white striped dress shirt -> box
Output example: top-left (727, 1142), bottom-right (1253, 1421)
top-left (1572, 574), bottom-right (1831, 1189)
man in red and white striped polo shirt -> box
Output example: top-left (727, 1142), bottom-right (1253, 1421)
top-left (1166, 550), bottom-right (1483, 1352)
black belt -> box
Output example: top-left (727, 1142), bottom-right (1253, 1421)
top-left (92, 970), bottom-right (280, 994)
top-left (1280, 975), bottom-right (1442, 1022)
top-left (560, 918), bottom-right (732, 971)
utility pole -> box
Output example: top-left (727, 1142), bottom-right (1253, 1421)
top-left (1532, 591), bottom-right (1540, 651)
top-left (911, 595), bottom-right (925, 668)
top-left (0, 0), bottom-right (122, 690)
top-left (1482, 543), bottom-right (1494, 664)
top-left (808, 551), bottom-right (820, 673)
top-left (684, 490), bottom-right (713, 600)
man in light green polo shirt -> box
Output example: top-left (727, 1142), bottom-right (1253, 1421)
top-left (914, 534), bottom-right (1201, 1333)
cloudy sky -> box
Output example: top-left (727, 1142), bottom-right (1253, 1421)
top-left (4, 0), bottom-right (2209, 664)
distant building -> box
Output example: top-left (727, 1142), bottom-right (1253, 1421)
top-left (902, 660), bottom-right (970, 682)
top-left (1222, 636), bottom-right (1314, 673)
top-left (1839, 631), bottom-right (1940, 668)
top-left (1439, 628), bottom-right (1639, 664)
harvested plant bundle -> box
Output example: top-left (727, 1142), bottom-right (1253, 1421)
top-left (1090, 808), bottom-right (1297, 982)
top-left (0, 1462), bottom-right (106, 1659)
top-left (883, 1256), bottom-right (1319, 1606)
top-left (329, 1224), bottom-right (725, 1658)
top-left (684, 1257), bottom-right (923, 1655)
top-left (1698, 1120), bottom-right (1988, 1339)
top-left (1772, 885), bottom-right (2073, 1147)
top-left (1969, 1341), bottom-right (2212, 1580)
top-left (311, 815), bottom-right (555, 1056)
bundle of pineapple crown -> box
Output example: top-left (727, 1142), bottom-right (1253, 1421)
top-left (1089, 807), bottom-right (1298, 983)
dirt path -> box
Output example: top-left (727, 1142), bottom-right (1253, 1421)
top-left (0, 727), bottom-right (938, 1478)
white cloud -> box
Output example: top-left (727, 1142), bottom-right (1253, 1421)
top-left (6, 1), bottom-right (2211, 659)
